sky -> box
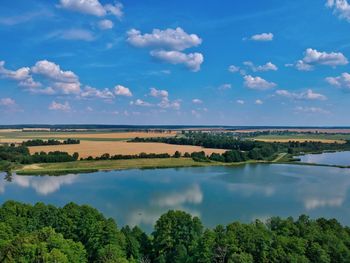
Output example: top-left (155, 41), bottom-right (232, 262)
top-left (1, 0), bottom-right (350, 126)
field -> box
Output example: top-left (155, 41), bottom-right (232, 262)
top-left (0, 130), bottom-right (225, 158)
top-left (16, 158), bottom-right (265, 175)
top-left (28, 140), bottom-right (226, 158)
top-left (253, 134), bottom-right (350, 143)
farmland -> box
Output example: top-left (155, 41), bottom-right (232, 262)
top-left (28, 140), bottom-right (226, 158)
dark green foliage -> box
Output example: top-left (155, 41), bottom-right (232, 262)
top-left (22, 138), bottom-right (80, 147)
top-left (0, 201), bottom-right (350, 263)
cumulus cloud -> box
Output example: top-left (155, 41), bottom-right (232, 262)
top-left (127, 27), bottom-right (202, 51)
top-left (250, 32), bottom-right (273, 41)
top-left (276, 89), bottom-right (327, 100)
top-left (243, 61), bottom-right (278, 72)
top-left (98, 19), bottom-right (114, 30)
top-left (0, 61), bottom-right (41, 88)
top-left (150, 50), bottom-right (204, 72)
top-left (131, 99), bottom-right (152, 107)
top-left (81, 86), bottom-right (114, 99)
top-left (32, 60), bottom-right (78, 83)
top-left (288, 48), bottom-right (348, 71)
top-left (32, 60), bottom-right (81, 94)
top-left (244, 75), bottom-right (276, 90)
top-left (326, 0), bottom-right (350, 21)
top-left (58, 0), bottom-right (123, 18)
top-left (236, 99), bottom-right (245, 104)
top-left (127, 27), bottom-right (203, 71)
top-left (255, 99), bottom-right (263, 105)
top-left (114, 85), bottom-right (132, 97)
top-left (295, 106), bottom-right (330, 114)
top-left (303, 48), bottom-right (348, 66)
top-left (150, 87), bottom-right (168, 98)
top-left (149, 88), bottom-right (180, 110)
top-left (192, 98), bottom-right (203, 104)
top-left (326, 72), bottom-right (350, 90)
top-left (49, 101), bottom-right (71, 111)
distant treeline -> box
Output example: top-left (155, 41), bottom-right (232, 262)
top-left (0, 201), bottom-right (349, 262)
top-left (22, 138), bottom-right (80, 146)
top-left (131, 132), bottom-right (350, 155)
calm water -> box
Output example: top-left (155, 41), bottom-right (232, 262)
top-left (1, 164), bottom-right (350, 232)
top-left (297, 151), bottom-right (350, 166)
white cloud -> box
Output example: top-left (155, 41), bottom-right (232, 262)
top-left (150, 50), bottom-right (203, 72)
top-left (158, 97), bottom-right (181, 110)
top-left (326, 0), bottom-right (350, 21)
top-left (288, 48), bottom-right (348, 71)
top-left (192, 98), bottom-right (203, 104)
top-left (49, 101), bottom-right (71, 112)
top-left (236, 99), bottom-right (245, 104)
top-left (250, 32), bottom-right (273, 41)
top-left (81, 86), bottom-right (114, 99)
top-left (0, 61), bottom-right (41, 88)
top-left (295, 60), bottom-right (314, 71)
top-left (295, 106), bottom-right (330, 114)
top-left (0, 98), bottom-right (16, 107)
top-left (32, 60), bottom-right (78, 83)
top-left (32, 60), bottom-right (81, 94)
top-left (255, 99), bottom-right (263, 105)
top-left (98, 19), bottom-right (114, 30)
top-left (218, 83), bottom-right (232, 90)
top-left (244, 75), bottom-right (276, 90)
top-left (303, 48), bottom-right (348, 66)
top-left (150, 87), bottom-right (168, 98)
top-left (244, 61), bottom-right (278, 72)
top-left (276, 89), bottom-right (327, 100)
top-left (58, 0), bottom-right (123, 18)
top-left (228, 65), bottom-right (240, 73)
top-left (127, 27), bottom-right (202, 51)
top-left (114, 85), bottom-right (132, 97)
top-left (326, 72), bottom-right (350, 90)
top-left (132, 99), bottom-right (152, 107)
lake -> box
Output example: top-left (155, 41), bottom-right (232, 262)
top-left (297, 151), bottom-right (350, 166)
top-left (1, 164), bottom-right (350, 232)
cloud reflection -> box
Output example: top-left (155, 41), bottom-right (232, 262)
top-left (1, 174), bottom-right (79, 195)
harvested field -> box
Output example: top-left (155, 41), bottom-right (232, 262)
top-left (21, 131), bottom-right (177, 139)
top-left (28, 141), bottom-right (226, 158)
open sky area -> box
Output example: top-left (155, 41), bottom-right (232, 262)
top-left (1, 0), bottom-right (350, 125)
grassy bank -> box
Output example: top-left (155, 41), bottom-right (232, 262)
top-left (15, 157), bottom-right (271, 175)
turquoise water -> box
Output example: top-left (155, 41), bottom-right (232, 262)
top-left (1, 164), bottom-right (350, 232)
top-left (297, 151), bottom-right (350, 166)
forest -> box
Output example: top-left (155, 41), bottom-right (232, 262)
top-left (22, 138), bottom-right (80, 147)
top-left (0, 201), bottom-right (349, 262)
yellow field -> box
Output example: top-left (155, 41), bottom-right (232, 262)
top-left (28, 140), bottom-right (226, 158)
top-left (21, 131), bottom-right (177, 139)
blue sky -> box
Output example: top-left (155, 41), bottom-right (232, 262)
top-left (1, 0), bottom-right (350, 125)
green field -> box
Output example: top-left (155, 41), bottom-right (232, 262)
top-left (253, 133), bottom-right (350, 142)
top-left (15, 157), bottom-right (268, 175)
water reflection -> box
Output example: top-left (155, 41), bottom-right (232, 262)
top-left (0, 164), bottom-right (349, 231)
top-left (0, 173), bottom-right (79, 195)
top-left (126, 184), bottom-right (203, 227)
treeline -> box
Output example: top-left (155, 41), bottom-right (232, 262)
top-left (83, 152), bottom-right (176, 161)
top-left (0, 201), bottom-right (349, 262)
top-left (131, 132), bottom-right (350, 156)
top-left (0, 144), bottom-right (79, 168)
top-left (22, 138), bottom-right (80, 146)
